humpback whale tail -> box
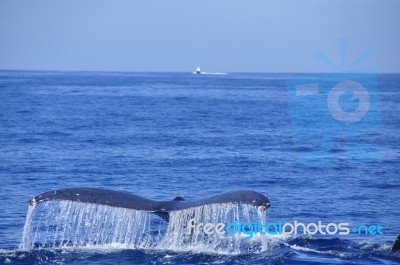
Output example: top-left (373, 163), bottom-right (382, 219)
top-left (21, 188), bottom-right (271, 251)
top-left (28, 188), bottom-right (271, 221)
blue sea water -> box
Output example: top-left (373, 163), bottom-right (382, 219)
top-left (0, 71), bottom-right (399, 264)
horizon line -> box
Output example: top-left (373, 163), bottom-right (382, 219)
top-left (1, 68), bottom-right (400, 75)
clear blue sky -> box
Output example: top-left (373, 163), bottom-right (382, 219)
top-left (0, 0), bottom-right (399, 73)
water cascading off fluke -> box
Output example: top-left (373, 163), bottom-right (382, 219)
top-left (20, 188), bottom-right (272, 253)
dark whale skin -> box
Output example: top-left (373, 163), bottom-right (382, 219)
top-left (29, 188), bottom-right (271, 220)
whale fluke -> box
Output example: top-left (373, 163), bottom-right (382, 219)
top-left (29, 188), bottom-right (271, 221)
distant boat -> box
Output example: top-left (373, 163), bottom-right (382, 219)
top-left (193, 67), bottom-right (202, 74)
top-left (193, 67), bottom-right (227, 75)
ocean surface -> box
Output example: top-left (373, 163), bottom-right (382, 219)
top-left (0, 71), bottom-right (399, 264)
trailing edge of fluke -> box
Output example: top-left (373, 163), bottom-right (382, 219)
top-left (29, 188), bottom-right (271, 221)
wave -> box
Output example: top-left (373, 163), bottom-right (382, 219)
top-left (196, 72), bottom-right (228, 75)
top-left (3, 237), bottom-right (400, 265)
